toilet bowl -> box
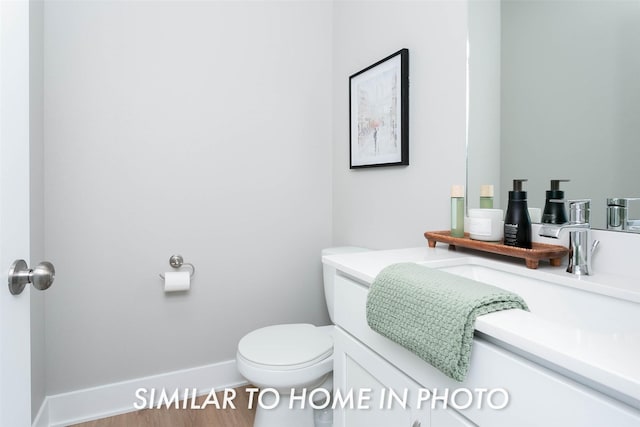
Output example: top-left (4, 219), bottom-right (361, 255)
top-left (237, 324), bottom-right (334, 427)
top-left (236, 247), bottom-right (369, 427)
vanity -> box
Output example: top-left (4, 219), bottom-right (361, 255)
top-left (323, 242), bottom-right (640, 427)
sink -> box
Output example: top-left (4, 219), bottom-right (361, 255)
top-left (418, 257), bottom-right (640, 407)
top-left (432, 261), bottom-right (640, 335)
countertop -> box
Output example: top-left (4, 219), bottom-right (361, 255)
top-left (323, 246), bottom-right (640, 410)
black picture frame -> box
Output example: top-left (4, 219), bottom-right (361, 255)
top-left (349, 48), bottom-right (409, 169)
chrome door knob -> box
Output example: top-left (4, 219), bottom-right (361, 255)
top-left (8, 259), bottom-right (55, 295)
top-left (30, 261), bottom-right (55, 291)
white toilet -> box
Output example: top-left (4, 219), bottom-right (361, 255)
top-left (236, 247), bottom-right (369, 427)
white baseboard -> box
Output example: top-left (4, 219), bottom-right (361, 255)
top-left (32, 359), bottom-right (245, 427)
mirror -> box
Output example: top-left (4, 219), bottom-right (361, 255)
top-left (467, 0), bottom-right (640, 231)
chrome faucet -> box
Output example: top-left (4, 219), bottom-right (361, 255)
top-left (539, 199), bottom-right (600, 275)
top-left (607, 197), bottom-right (640, 232)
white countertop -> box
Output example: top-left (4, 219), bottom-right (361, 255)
top-left (323, 246), bottom-right (640, 409)
top-left (323, 246), bottom-right (467, 283)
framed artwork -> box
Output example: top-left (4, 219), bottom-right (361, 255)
top-left (349, 48), bottom-right (409, 168)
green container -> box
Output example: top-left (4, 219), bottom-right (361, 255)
top-left (480, 184), bottom-right (494, 209)
top-left (480, 197), bottom-right (494, 209)
top-left (451, 185), bottom-right (465, 238)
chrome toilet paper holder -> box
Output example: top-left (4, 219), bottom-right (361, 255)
top-left (159, 255), bottom-right (195, 280)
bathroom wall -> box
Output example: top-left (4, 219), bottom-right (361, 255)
top-left (29, 0), bottom-right (46, 418)
top-left (332, 0), bottom-right (468, 249)
top-left (44, 1), bottom-right (333, 394)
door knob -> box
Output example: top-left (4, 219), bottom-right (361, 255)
top-left (8, 259), bottom-right (55, 295)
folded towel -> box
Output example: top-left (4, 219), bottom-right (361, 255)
top-left (366, 263), bottom-right (528, 382)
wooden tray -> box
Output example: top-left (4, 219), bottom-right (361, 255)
top-left (424, 230), bottom-right (569, 269)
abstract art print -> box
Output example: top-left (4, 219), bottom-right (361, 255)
top-left (349, 48), bottom-right (409, 168)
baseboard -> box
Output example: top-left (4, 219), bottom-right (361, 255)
top-left (32, 359), bottom-right (245, 427)
top-left (32, 400), bottom-right (49, 427)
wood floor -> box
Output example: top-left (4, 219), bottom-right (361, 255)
top-left (70, 385), bottom-right (256, 427)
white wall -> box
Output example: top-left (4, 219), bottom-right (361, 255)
top-left (332, 0), bottom-right (468, 249)
top-left (43, 1), bottom-right (333, 394)
top-left (29, 0), bottom-right (46, 419)
top-left (43, 0), bottom-right (471, 399)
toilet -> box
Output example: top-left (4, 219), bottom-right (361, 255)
top-left (236, 247), bottom-right (369, 427)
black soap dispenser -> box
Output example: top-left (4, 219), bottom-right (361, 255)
top-left (504, 179), bottom-right (532, 248)
top-left (542, 179), bottom-right (569, 224)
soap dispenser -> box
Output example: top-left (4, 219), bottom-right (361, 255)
top-left (504, 179), bottom-right (532, 248)
top-left (542, 179), bottom-right (569, 224)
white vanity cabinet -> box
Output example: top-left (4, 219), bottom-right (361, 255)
top-left (333, 272), bottom-right (475, 427)
top-left (333, 327), bottom-right (429, 427)
top-left (431, 406), bottom-right (476, 427)
top-left (331, 270), bottom-right (640, 427)
top-left (333, 326), bottom-right (475, 427)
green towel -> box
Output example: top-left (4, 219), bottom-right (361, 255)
top-left (366, 262), bottom-right (528, 382)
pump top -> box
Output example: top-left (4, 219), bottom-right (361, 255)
top-left (512, 179), bottom-right (528, 192)
top-left (549, 179), bottom-right (570, 191)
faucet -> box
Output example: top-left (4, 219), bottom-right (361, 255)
top-left (607, 197), bottom-right (640, 232)
top-left (539, 199), bottom-right (600, 275)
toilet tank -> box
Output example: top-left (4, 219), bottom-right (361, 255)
top-left (322, 247), bottom-right (370, 323)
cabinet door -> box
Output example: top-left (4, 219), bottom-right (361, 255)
top-left (432, 404), bottom-right (478, 427)
top-left (333, 327), bottom-right (429, 427)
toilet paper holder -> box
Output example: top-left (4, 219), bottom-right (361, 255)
top-left (158, 255), bottom-right (195, 279)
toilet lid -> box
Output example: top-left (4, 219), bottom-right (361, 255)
top-left (238, 324), bottom-right (333, 369)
